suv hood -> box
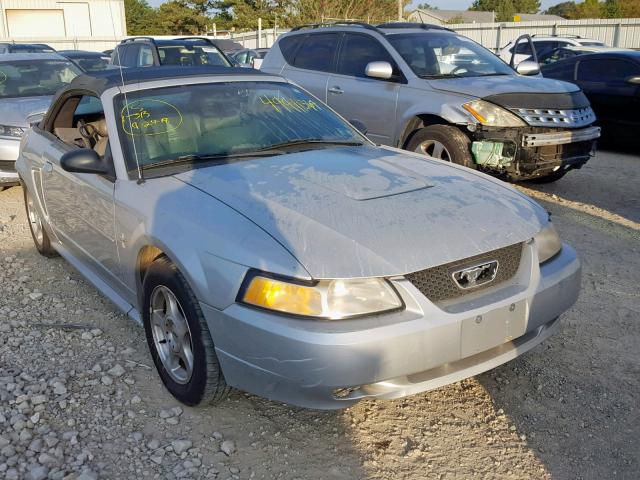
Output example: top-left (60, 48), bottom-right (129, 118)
top-left (175, 146), bottom-right (547, 279)
top-left (0, 96), bottom-right (53, 127)
top-left (428, 74), bottom-right (579, 99)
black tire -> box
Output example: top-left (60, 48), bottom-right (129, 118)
top-left (406, 125), bottom-right (476, 169)
top-left (142, 256), bottom-right (230, 406)
top-left (526, 170), bottom-right (567, 184)
top-left (23, 187), bottom-right (57, 257)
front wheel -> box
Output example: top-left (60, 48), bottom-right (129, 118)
top-left (23, 187), bottom-right (57, 257)
top-left (406, 125), bottom-right (476, 169)
top-left (142, 256), bottom-right (230, 406)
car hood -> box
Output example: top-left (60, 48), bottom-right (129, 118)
top-left (427, 74), bottom-right (579, 99)
top-left (174, 146), bottom-right (547, 279)
top-left (0, 96), bottom-right (53, 127)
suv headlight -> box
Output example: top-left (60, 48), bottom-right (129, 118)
top-left (534, 223), bottom-right (562, 264)
top-left (0, 125), bottom-right (26, 138)
top-left (463, 100), bottom-right (526, 127)
top-left (239, 272), bottom-right (403, 319)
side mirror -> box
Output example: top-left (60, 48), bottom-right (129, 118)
top-left (26, 110), bottom-right (46, 127)
top-left (627, 76), bottom-right (640, 85)
top-left (365, 61), bottom-right (393, 80)
top-left (516, 60), bottom-right (540, 76)
top-left (349, 119), bottom-right (368, 135)
top-left (60, 148), bottom-right (110, 175)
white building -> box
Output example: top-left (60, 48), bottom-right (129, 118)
top-left (0, 0), bottom-right (126, 38)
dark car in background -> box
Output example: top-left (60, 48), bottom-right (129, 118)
top-left (0, 43), bottom-right (55, 54)
top-left (59, 50), bottom-right (112, 73)
top-left (110, 37), bottom-right (232, 68)
top-left (231, 48), bottom-right (269, 68)
top-left (541, 50), bottom-right (640, 139)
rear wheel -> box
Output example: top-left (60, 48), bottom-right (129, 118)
top-left (23, 187), bottom-right (57, 257)
top-left (142, 256), bottom-right (230, 406)
top-left (406, 125), bottom-right (476, 169)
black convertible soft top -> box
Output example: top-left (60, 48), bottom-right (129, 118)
top-left (66, 66), bottom-right (272, 96)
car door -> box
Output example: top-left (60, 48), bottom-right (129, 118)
top-left (327, 33), bottom-right (400, 145)
top-left (41, 94), bottom-right (121, 284)
top-left (576, 57), bottom-right (640, 126)
top-left (280, 32), bottom-right (341, 102)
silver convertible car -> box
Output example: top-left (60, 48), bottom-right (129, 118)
top-left (16, 67), bottom-right (581, 409)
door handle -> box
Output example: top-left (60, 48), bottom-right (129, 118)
top-left (328, 86), bottom-right (343, 95)
top-left (42, 161), bottom-right (53, 174)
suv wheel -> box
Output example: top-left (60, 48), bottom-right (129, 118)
top-left (142, 256), bottom-right (230, 406)
top-left (24, 187), bottom-right (57, 257)
top-left (407, 125), bottom-right (475, 169)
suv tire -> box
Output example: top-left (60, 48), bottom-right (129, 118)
top-left (142, 256), bottom-right (230, 406)
top-left (24, 187), bottom-right (57, 257)
top-left (407, 125), bottom-right (475, 169)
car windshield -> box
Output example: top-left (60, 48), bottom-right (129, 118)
top-left (115, 81), bottom-right (364, 172)
top-left (387, 32), bottom-right (514, 78)
top-left (74, 56), bottom-right (111, 72)
top-left (158, 44), bottom-right (231, 67)
top-left (0, 60), bottom-right (81, 99)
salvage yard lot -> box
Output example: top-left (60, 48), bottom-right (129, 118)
top-left (0, 149), bottom-right (638, 480)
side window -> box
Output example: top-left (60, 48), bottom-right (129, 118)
top-left (122, 44), bottom-right (140, 67)
top-left (534, 41), bottom-right (557, 57)
top-left (293, 33), bottom-right (340, 73)
top-left (111, 45), bottom-right (127, 66)
top-left (279, 35), bottom-right (305, 64)
top-left (52, 95), bottom-right (110, 159)
top-left (578, 59), bottom-right (639, 82)
top-left (336, 34), bottom-right (395, 79)
top-left (138, 44), bottom-right (155, 67)
top-left (514, 41), bottom-right (533, 55)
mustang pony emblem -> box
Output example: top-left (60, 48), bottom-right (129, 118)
top-left (452, 261), bottom-right (499, 289)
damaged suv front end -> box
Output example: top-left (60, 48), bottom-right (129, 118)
top-left (463, 91), bottom-right (600, 180)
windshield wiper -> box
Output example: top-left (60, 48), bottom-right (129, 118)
top-left (255, 139), bottom-right (364, 152)
top-left (140, 151), bottom-right (282, 171)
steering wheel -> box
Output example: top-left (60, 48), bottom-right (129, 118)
top-left (78, 119), bottom-right (99, 148)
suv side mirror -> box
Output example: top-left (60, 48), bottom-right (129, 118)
top-left (516, 60), bottom-right (540, 76)
top-left (26, 110), bottom-right (46, 127)
top-left (365, 61), bottom-right (393, 80)
top-left (60, 148), bottom-right (110, 175)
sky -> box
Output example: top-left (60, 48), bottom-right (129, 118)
top-left (146, 0), bottom-right (567, 12)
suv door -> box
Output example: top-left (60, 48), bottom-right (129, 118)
top-left (281, 32), bottom-right (341, 102)
top-left (576, 57), bottom-right (640, 126)
top-left (327, 33), bottom-right (400, 145)
top-left (42, 95), bottom-right (121, 285)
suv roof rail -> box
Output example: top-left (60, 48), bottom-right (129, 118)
top-left (377, 22), bottom-right (451, 31)
top-left (121, 36), bottom-right (157, 44)
top-left (290, 21), bottom-right (380, 32)
top-left (531, 34), bottom-right (582, 39)
top-left (175, 36), bottom-right (215, 43)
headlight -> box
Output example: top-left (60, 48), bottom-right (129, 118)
top-left (0, 125), bottom-right (26, 138)
top-left (534, 223), bottom-right (562, 264)
top-left (240, 272), bottom-right (403, 319)
top-left (463, 100), bottom-right (526, 127)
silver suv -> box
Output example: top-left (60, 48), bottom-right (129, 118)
top-left (261, 22), bottom-right (601, 182)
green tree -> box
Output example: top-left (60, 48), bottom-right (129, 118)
top-left (154, 0), bottom-right (209, 34)
top-left (417, 2), bottom-right (439, 9)
top-left (470, 0), bottom-right (541, 16)
top-left (124, 0), bottom-right (156, 35)
top-left (544, 1), bottom-right (579, 18)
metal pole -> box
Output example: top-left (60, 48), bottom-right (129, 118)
top-left (398, 0), bottom-right (403, 21)
top-left (258, 17), bottom-right (262, 49)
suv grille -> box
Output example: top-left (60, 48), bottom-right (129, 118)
top-left (406, 243), bottom-right (523, 303)
top-left (512, 107), bottom-right (595, 128)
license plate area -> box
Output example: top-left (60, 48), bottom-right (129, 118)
top-left (460, 300), bottom-right (527, 357)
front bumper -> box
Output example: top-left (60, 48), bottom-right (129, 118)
top-left (201, 242), bottom-right (581, 409)
top-left (0, 137), bottom-right (20, 186)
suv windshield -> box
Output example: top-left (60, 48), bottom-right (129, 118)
top-left (157, 44), bottom-right (231, 67)
top-left (116, 81), bottom-right (363, 172)
top-left (387, 32), bottom-right (514, 78)
top-left (0, 60), bottom-right (81, 98)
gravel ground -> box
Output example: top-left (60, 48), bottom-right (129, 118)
top-left (0, 148), bottom-right (638, 480)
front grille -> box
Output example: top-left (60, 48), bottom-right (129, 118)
top-left (512, 107), bottom-right (595, 128)
top-left (406, 243), bottom-right (523, 303)
top-left (0, 160), bottom-right (15, 172)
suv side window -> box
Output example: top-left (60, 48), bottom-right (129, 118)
top-left (578, 58), bottom-right (639, 82)
top-left (534, 41), bottom-right (558, 57)
top-left (336, 33), bottom-right (395, 79)
top-left (279, 35), bottom-right (305, 65)
top-left (293, 33), bottom-right (340, 72)
top-left (111, 45), bottom-right (127, 66)
top-left (138, 44), bottom-right (155, 67)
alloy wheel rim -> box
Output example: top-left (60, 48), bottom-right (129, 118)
top-left (415, 140), bottom-right (451, 161)
top-left (26, 191), bottom-right (44, 246)
top-left (150, 285), bottom-right (194, 385)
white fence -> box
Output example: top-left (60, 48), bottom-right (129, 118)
top-left (3, 18), bottom-right (640, 53)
